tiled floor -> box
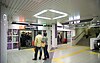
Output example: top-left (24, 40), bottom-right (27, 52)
top-left (7, 44), bottom-right (100, 63)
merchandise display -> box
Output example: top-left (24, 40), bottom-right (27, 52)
top-left (7, 29), bottom-right (19, 50)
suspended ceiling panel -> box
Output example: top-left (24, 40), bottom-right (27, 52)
top-left (2, 0), bottom-right (100, 24)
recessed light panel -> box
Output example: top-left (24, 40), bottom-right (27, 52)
top-left (34, 9), bottom-right (68, 20)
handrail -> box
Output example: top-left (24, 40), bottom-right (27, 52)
top-left (74, 30), bottom-right (85, 40)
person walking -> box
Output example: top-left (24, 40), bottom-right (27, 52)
top-left (42, 32), bottom-right (49, 60)
top-left (32, 31), bottom-right (42, 60)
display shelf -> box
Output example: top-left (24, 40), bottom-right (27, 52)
top-left (7, 29), bottom-right (19, 50)
top-left (7, 43), bottom-right (12, 50)
top-left (7, 36), bottom-right (12, 42)
top-left (13, 29), bottom-right (19, 35)
top-left (8, 35), bottom-right (12, 36)
top-left (13, 36), bottom-right (19, 42)
top-left (13, 43), bottom-right (18, 49)
top-left (7, 29), bottom-right (12, 35)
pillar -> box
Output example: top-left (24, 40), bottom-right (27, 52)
top-left (47, 28), bottom-right (51, 51)
top-left (0, 5), bottom-right (8, 63)
top-left (64, 31), bottom-right (66, 38)
top-left (52, 24), bottom-right (57, 48)
top-left (0, 5), bottom-right (1, 63)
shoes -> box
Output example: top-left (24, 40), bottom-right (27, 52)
top-left (43, 58), bottom-right (47, 60)
top-left (32, 57), bottom-right (49, 60)
top-left (32, 58), bottom-right (37, 60)
top-left (39, 57), bottom-right (41, 60)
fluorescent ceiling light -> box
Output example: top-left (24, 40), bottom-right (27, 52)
top-left (34, 9), bottom-right (68, 20)
top-left (53, 14), bottom-right (67, 20)
top-left (35, 16), bottom-right (51, 20)
top-left (49, 9), bottom-right (67, 15)
top-left (34, 10), bottom-right (48, 16)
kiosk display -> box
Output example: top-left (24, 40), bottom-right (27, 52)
top-left (7, 29), bottom-right (19, 50)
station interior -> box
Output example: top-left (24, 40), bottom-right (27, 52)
top-left (0, 0), bottom-right (100, 63)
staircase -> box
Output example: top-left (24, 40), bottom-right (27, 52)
top-left (77, 27), bottom-right (96, 46)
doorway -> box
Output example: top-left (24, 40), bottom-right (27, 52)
top-left (19, 30), bottom-right (32, 49)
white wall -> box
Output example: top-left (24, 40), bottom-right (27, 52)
top-left (8, 24), bottom-right (20, 29)
top-left (38, 26), bottom-right (51, 30)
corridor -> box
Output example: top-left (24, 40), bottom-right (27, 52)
top-left (7, 44), bottom-right (100, 63)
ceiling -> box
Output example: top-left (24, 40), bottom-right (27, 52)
top-left (1, 0), bottom-right (100, 25)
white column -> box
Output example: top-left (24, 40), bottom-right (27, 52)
top-left (32, 30), bottom-right (34, 41)
top-left (52, 24), bottom-right (57, 48)
top-left (0, 6), bottom-right (8, 63)
top-left (47, 29), bottom-right (51, 51)
top-left (64, 31), bottom-right (66, 38)
top-left (70, 31), bottom-right (73, 46)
